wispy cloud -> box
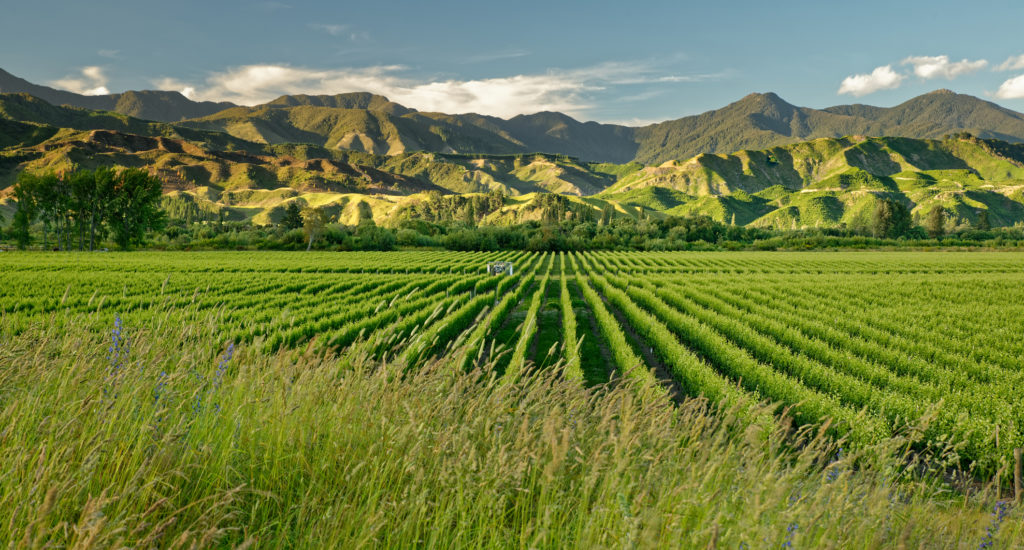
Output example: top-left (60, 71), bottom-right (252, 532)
top-left (51, 66), bottom-right (110, 96)
top-left (617, 89), bottom-right (665, 103)
top-left (837, 65), bottom-right (904, 97)
top-left (902, 55), bottom-right (987, 79)
top-left (152, 60), bottom-right (716, 119)
top-left (310, 23), bottom-right (348, 36)
top-left (460, 49), bottom-right (530, 64)
top-left (996, 54), bottom-right (1024, 72)
top-left (603, 116), bottom-right (664, 127)
top-left (309, 23), bottom-right (369, 41)
top-left (97, 49), bottom-right (119, 59)
top-left (560, 61), bottom-right (725, 86)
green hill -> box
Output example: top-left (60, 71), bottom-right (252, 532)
top-left (0, 121), bottom-right (637, 225)
top-left (601, 135), bottom-right (1024, 229)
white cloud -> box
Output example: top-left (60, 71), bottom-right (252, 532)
top-left (152, 61), bottom-right (712, 118)
top-left (996, 54), bottom-right (1024, 72)
top-left (152, 78), bottom-right (197, 100)
top-left (837, 65), bottom-right (904, 97)
top-left (196, 65), bottom-right (587, 117)
top-left (995, 74), bottom-right (1024, 99)
top-left (838, 55), bottom-right (991, 97)
top-left (902, 55), bottom-right (987, 79)
top-left (98, 49), bottom-right (119, 59)
top-left (51, 66), bottom-right (110, 96)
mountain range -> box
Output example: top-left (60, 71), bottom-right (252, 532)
top-left (3, 67), bottom-right (1024, 230)
top-left (6, 67), bottom-right (1024, 164)
top-left (0, 68), bottom-right (234, 122)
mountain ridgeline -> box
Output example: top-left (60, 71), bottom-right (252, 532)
top-left (6, 67), bottom-right (1024, 163)
top-left (0, 68), bottom-right (235, 122)
top-left (4, 66), bottom-right (1024, 230)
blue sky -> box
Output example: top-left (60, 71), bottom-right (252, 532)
top-left (3, 0), bottom-right (1024, 124)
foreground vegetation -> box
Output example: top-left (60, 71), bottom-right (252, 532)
top-left (2, 250), bottom-right (1024, 546)
top-left (1, 308), bottom-right (1021, 547)
top-left (4, 251), bottom-right (1024, 469)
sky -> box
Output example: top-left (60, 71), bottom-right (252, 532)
top-left (3, 0), bottom-right (1024, 125)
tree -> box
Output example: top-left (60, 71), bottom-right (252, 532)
top-left (33, 172), bottom-right (66, 249)
top-left (10, 171), bottom-right (68, 248)
top-left (460, 201), bottom-right (476, 227)
top-left (11, 208), bottom-right (32, 249)
top-left (355, 201), bottom-right (374, 225)
top-left (90, 167), bottom-right (116, 250)
top-left (977, 209), bottom-right (991, 231)
top-left (871, 198), bottom-right (911, 238)
top-left (10, 167), bottom-right (163, 250)
top-left (301, 206), bottom-right (329, 251)
top-left (280, 201), bottom-right (303, 230)
top-left (69, 168), bottom-right (115, 251)
top-left (487, 188), bottom-right (505, 212)
top-left (107, 168), bottom-right (166, 249)
top-left (356, 222), bottom-right (397, 250)
top-left (11, 173), bottom-right (40, 248)
top-left (925, 206), bottom-right (946, 239)
top-left (69, 170), bottom-right (93, 250)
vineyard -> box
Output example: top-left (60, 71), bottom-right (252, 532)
top-left (3, 250), bottom-right (1024, 475)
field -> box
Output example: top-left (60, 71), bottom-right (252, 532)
top-left (2, 250), bottom-right (1024, 547)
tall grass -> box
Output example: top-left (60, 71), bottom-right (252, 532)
top-left (0, 309), bottom-right (1020, 548)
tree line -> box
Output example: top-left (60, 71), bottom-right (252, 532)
top-left (3, 171), bottom-right (1020, 252)
top-left (10, 167), bottom-right (165, 250)
top-left (140, 206), bottom-right (1024, 253)
top-left (870, 198), bottom-right (964, 239)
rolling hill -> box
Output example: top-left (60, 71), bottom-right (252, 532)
top-left (0, 108), bottom-right (641, 225)
top-left (602, 134), bottom-right (1024, 228)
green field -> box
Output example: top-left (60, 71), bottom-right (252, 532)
top-left (2, 250), bottom-right (1023, 547)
